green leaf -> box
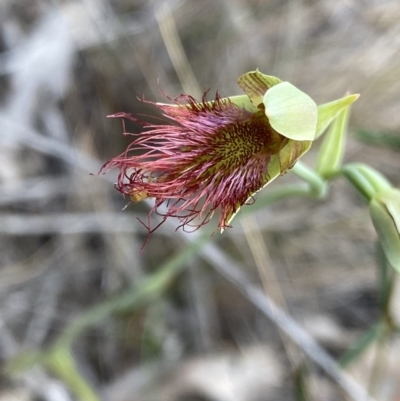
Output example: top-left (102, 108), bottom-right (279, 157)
top-left (315, 105), bottom-right (350, 177)
top-left (370, 189), bottom-right (400, 273)
top-left (263, 82), bottom-right (317, 141)
top-left (380, 189), bottom-right (400, 235)
top-left (316, 94), bottom-right (359, 139)
top-left (377, 241), bottom-right (395, 312)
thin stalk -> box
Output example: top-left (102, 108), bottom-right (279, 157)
top-left (291, 161), bottom-right (327, 198)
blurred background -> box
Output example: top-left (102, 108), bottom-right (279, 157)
top-left (0, 0), bottom-right (400, 400)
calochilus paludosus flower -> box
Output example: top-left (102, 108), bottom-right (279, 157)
top-left (101, 70), bottom-right (357, 238)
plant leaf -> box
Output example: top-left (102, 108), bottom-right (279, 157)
top-left (370, 189), bottom-right (400, 273)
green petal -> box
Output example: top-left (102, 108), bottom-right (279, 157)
top-left (227, 95), bottom-right (258, 113)
top-left (263, 82), bottom-right (317, 141)
top-left (316, 94), bottom-right (359, 139)
top-left (237, 70), bottom-right (282, 107)
top-left (278, 139), bottom-right (313, 173)
top-left (315, 104), bottom-right (350, 177)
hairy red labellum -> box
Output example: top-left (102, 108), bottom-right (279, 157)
top-left (101, 92), bottom-right (288, 238)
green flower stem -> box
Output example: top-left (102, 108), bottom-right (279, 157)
top-left (347, 164), bottom-right (392, 194)
top-left (291, 161), bottom-right (328, 198)
top-left (45, 347), bottom-right (100, 401)
top-left (339, 166), bottom-right (377, 201)
top-left (327, 163), bottom-right (392, 202)
top-left (9, 347), bottom-right (103, 401)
